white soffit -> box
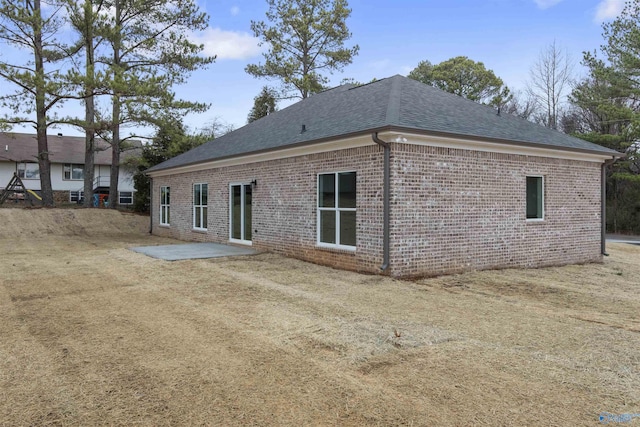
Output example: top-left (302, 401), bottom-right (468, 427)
top-left (147, 131), bottom-right (611, 177)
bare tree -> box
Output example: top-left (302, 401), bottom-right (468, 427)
top-left (503, 90), bottom-right (537, 121)
top-left (527, 41), bottom-right (575, 130)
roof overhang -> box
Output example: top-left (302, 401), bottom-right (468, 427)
top-left (146, 127), bottom-right (621, 178)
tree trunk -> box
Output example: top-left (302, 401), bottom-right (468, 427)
top-left (33, 0), bottom-right (54, 207)
top-left (83, 0), bottom-right (95, 207)
top-left (110, 96), bottom-right (120, 209)
top-left (109, 0), bottom-right (121, 209)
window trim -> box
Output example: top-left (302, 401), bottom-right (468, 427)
top-left (63, 163), bottom-right (84, 181)
top-left (193, 183), bottom-right (208, 231)
top-left (228, 182), bottom-right (253, 246)
top-left (525, 175), bottom-right (545, 222)
top-left (159, 186), bottom-right (170, 227)
top-left (317, 171), bottom-right (357, 251)
top-left (118, 191), bottom-right (133, 206)
top-left (17, 162), bottom-right (40, 180)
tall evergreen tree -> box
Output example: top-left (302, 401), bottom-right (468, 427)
top-left (64, 0), bottom-right (111, 207)
top-left (408, 56), bottom-right (511, 107)
top-left (247, 86), bottom-right (278, 123)
top-left (98, 0), bottom-right (214, 208)
top-left (0, 0), bottom-right (75, 206)
top-left (246, 0), bottom-right (359, 99)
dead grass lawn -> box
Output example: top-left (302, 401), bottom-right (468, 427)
top-left (0, 208), bottom-right (638, 426)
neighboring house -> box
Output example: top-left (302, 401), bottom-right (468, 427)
top-left (146, 75), bottom-right (621, 277)
top-left (0, 132), bottom-right (138, 206)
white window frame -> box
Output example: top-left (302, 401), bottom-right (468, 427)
top-left (193, 183), bottom-right (208, 231)
top-left (63, 163), bottom-right (84, 181)
top-left (229, 182), bottom-right (252, 245)
top-left (119, 191), bottom-right (133, 205)
top-left (317, 171), bottom-right (357, 251)
top-left (159, 186), bottom-right (170, 226)
top-left (526, 175), bottom-right (545, 222)
top-left (17, 162), bottom-right (40, 180)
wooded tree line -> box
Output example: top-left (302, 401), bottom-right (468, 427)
top-left (0, 0), bottom-right (214, 207)
top-left (2, 0), bottom-right (639, 232)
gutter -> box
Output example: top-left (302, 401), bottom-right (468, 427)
top-left (371, 132), bottom-right (390, 272)
top-left (149, 177), bottom-right (153, 234)
top-left (146, 125), bottom-right (620, 177)
top-left (601, 156), bottom-right (618, 256)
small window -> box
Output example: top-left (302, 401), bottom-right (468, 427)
top-left (526, 176), bottom-right (544, 220)
top-left (160, 186), bottom-right (170, 226)
top-left (318, 172), bottom-right (356, 249)
top-left (63, 164), bottom-right (84, 180)
top-left (70, 190), bottom-right (84, 203)
top-left (193, 183), bottom-right (208, 230)
top-left (119, 191), bottom-right (133, 205)
top-left (17, 163), bottom-right (40, 180)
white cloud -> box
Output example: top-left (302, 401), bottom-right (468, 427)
top-left (594, 0), bottom-right (625, 22)
top-left (230, 6), bottom-right (240, 16)
top-left (533, 0), bottom-right (564, 9)
top-left (192, 28), bottom-right (262, 60)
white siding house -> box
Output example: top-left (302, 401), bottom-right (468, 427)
top-left (0, 132), bottom-right (138, 205)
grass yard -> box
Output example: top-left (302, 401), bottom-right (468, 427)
top-left (0, 208), bottom-right (638, 426)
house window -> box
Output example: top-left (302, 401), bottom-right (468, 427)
top-left (526, 176), bottom-right (544, 220)
top-left (63, 164), bottom-right (84, 180)
top-left (193, 183), bottom-right (208, 230)
top-left (70, 191), bottom-right (84, 203)
top-left (160, 186), bottom-right (170, 226)
top-left (119, 191), bottom-right (133, 205)
top-left (17, 163), bottom-right (40, 180)
top-left (317, 172), bottom-right (356, 249)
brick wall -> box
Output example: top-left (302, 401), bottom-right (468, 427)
top-left (389, 143), bottom-right (603, 277)
top-left (151, 145), bottom-right (385, 273)
top-left (151, 142), bottom-right (603, 277)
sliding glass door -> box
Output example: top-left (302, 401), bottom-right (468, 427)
top-left (230, 183), bottom-right (252, 244)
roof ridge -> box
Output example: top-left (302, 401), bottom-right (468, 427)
top-left (385, 76), bottom-right (401, 125)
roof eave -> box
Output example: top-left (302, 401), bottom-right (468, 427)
top-left (146, 125), bottom-right (622, 175)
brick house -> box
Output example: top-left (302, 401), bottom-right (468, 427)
top-left (0, 132), bottom-right (138, 205)
top-left (146, 75), bottom-right (620, 277)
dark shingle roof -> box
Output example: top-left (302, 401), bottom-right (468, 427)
top-left (148, 75), bottom-right (619, 173)
top-left (0, 132), bottom-right (141, 165)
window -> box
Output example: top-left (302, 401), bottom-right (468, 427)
top-left (160, 186), bottom-right (170, 226)
top-left (63, 163), bottom-right (84, 180)
top-left (317, 172), bottom-right (356, 249)
top-left (193, 183), bottom-right (208, 230)
top-left (119, 191), bottom-right (133, 205)
top-left (17, 163), bottom-right (40, 180)
top-left (70, 191), bottom-right (84, 203)
top-left (526, 176), bottom-right (544, 220)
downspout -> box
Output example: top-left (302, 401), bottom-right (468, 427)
top-left (149, 176), bottom-right (153, 234)
top-left (372, 132), bottom-right (390, 272)
top-left (601, 157), bottom-right (617, 256)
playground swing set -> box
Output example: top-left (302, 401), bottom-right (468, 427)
top-left (0, 173), bottom-right (43, 206)
top-left (0, 173), bottom-right (111, 207)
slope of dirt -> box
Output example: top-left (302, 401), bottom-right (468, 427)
top-left (0, 207), bottom-right (149, 238)
top-left (0, 208), bottom-right (638, 426)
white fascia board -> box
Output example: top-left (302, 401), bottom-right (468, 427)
top-left (147, 131), bottom-right (614, 178)
top-left (393, 132), bottom-right (615, 163)
top-left (146, 135), bottom-right (374, 178)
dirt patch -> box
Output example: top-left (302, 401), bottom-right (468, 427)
top-left (0, 207), bottom-right (638, 426)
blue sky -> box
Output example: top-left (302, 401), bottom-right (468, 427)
top-left (0, 0), bottom-right (627, 138)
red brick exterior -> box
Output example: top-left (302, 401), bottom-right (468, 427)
top-left (389, 143), bottom-right (602, 277)
top-left (151, 141), bottom-right (603, 277)
top-left (152, 145), bottom-right (385, 273)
